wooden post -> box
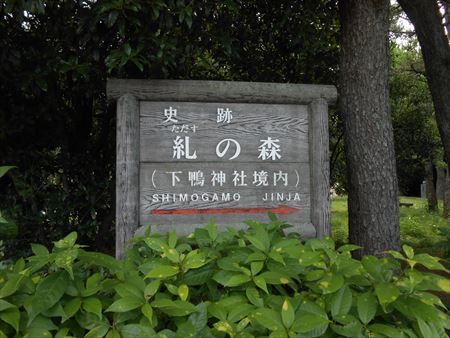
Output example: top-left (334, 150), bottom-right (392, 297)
top-left (116, 94), bottom-right (139, 259)
top-left (309, 98), bottom-right (330, 237)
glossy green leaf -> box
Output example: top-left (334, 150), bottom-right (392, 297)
top-left (83, 297), bottom-right (102, 319)
top-left (281, 298), bottom-right (295, 329)
top-left (145, 265), bottom-right (179, 279)
top-left (246, 287), bottom-right (263, 307)
top-left (106, 298), bottom-right (143, 312)
top-left (178, 284), bottom-right (189, 301)
top-left (369, 324), bottom-right (404, 337)
top-left (0, 166), bottom-right (15, 178)
top-left (63, 298), bottom-right (81, 322)
top-left (0, 274), bottom-right (24, 298)
top-left (120, 324), bottom-right (156, 338)
top-left (253, 275), bottom-right (269, 293)
top-left (26, 270), bottom-right (69, 323)
top-left (330, 285), bottom-right (352, 317)
top-left (141, 303), bottom-right (153, 324)
top-left (402, 244), bottom-right (414, 259)
top-left (114, 283), bottom-right (143, 301)
top-left (375, 283), bottom-right (400, 310)
top-left (357, 292), bottom-right (377, 324)
top-left (251, 308), bottom-right (284, 332)
top-left (0, 300), bottom-right (15, 312)
top-left (214, 320), bottom-right (235, 336)
top-left (0, 307), bottom-right (20, 332)
top-left (151, 299), bottom-right (196, 317)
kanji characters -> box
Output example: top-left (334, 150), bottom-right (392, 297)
top-left (211, 170), bottom-right (226, 186)
top-left (217, 108), bottom-right (233, 124)
top-left (258, 137), bottom-right (281, 161)
top-left (172, 136), bottom-right (197, 160)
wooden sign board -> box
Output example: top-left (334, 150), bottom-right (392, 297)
top-left (107, 80), bottom-right (337, 258)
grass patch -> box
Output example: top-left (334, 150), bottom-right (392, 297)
top-left (331, 196), bottom-right (450, 256)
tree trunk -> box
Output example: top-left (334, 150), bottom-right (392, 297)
top-left (425, 162), bottom-right (438, 212)
top-left (339, 0), bottom-right (400, 257)
top-left (444, 167), bottom-right (450, 219)
top-left (398, 0), bottom-right (450, 184)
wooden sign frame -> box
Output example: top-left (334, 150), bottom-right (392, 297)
top-left (107, 79), bottom-right (337, 258)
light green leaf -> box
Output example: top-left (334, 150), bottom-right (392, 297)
top-left (183, 249), bottom-right (208, 270)
top-left (375, 283), bottom-right (400, 310)
top-left (106, 298), bottom-right (143, 312)
top-left (357, 292), bottom-right (377, 324)
top-left (0, 166), bottom-right (15, 179)
top-left (207, 220), bottom-right (218, 241)
top-left (141, 303), bottom-right (153, 325)
top-left (281, 299), bottom-right (295, 329)
top-left (83, 297), bottom-right (102, 319)
top-left (253, 275), bottom-right (268, 293)
top-left (178, 284), bottom-right (189, 301)
top-left (251, 261), bottom-right (264, 276)
top-left (214, 320), bottom-right (235, 336)
top-left (402, 244), bottom-right (414, 259)
top-left (417, 318), bottom-right (433, 338)
top-left (31, 244), bottom-right (49, 256)
top-left (414, 254), bottom-right (448, 272)
top-left (168, 231), bottom-right (177, 248)
top-left (0, 274), bottom-right (24, 298)
top-left (224, 274), bottom-right (251, 287)
top-left (317, 273), bottom-right (344, 294)
top-left (84, 325), bottom-right (110, 338)
top-left (145, 265), bottom-right (179, 279)
top-left (337, 244), bottom-right (362, 253)
top-left (0, 307), bottom-right (20, 332)
top-left (144, 280), bottom-right (160, 298)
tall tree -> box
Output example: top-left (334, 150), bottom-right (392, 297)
top-left (339, 0), bottom-right (400, 257)
top-left (397, 0), bottom-right (450, 217)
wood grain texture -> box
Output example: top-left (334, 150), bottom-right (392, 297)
top-left (140, 102), bottom-right (309, 163)
top-left (107, 79), bottom-right (337, 105)
top-left (139, 162), bottom-right (310, 228)
top-left (136, 217), bottom-right (316, 238)
top-left (309, 99), bottom-right (330, 237)
top-left (116, 94), bottom-right (139, 259)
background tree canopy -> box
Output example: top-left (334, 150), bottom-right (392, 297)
top-left (0, 0), bottom-right (445, 254)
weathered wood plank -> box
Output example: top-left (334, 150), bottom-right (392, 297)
top-left (309, 99), bottom-right (330, 237)
top-left (140, 102), bottom-right (309, 163)
top-left (107, 79), bottom-right (338, 105)
top-left (139, 162), bottom-right (311, 235)
top-left (116, 94), bottom-right (140, 259)
top-left (137, 215), bottom-right (316, 238)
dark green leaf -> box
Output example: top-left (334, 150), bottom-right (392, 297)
top-left (26, 270), bottom-right (69, 323)
top-left (357, 292), bottom-right (377, 324)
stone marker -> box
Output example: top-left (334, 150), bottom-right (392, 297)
top-left (107, 79), bottom-right (337, 258)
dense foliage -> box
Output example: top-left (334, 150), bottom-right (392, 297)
top-left (0, 218), bottom-right (448, 337)
top-left (0, 0), bottom-right (340, 254)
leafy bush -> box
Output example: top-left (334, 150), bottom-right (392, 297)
top-left (0, 216), bottom-right (449, 337)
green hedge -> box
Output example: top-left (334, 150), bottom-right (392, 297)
top-left (0, 216), bottom-right (449, 337)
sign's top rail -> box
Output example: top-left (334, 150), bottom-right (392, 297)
top-left (107, 79), bottom-right (337, 105)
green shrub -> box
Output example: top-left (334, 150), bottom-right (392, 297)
top-left (0, 216), bottom-right (449, 337)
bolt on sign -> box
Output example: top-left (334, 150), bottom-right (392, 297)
top-left (107, 80), bottom-right (337, 258)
